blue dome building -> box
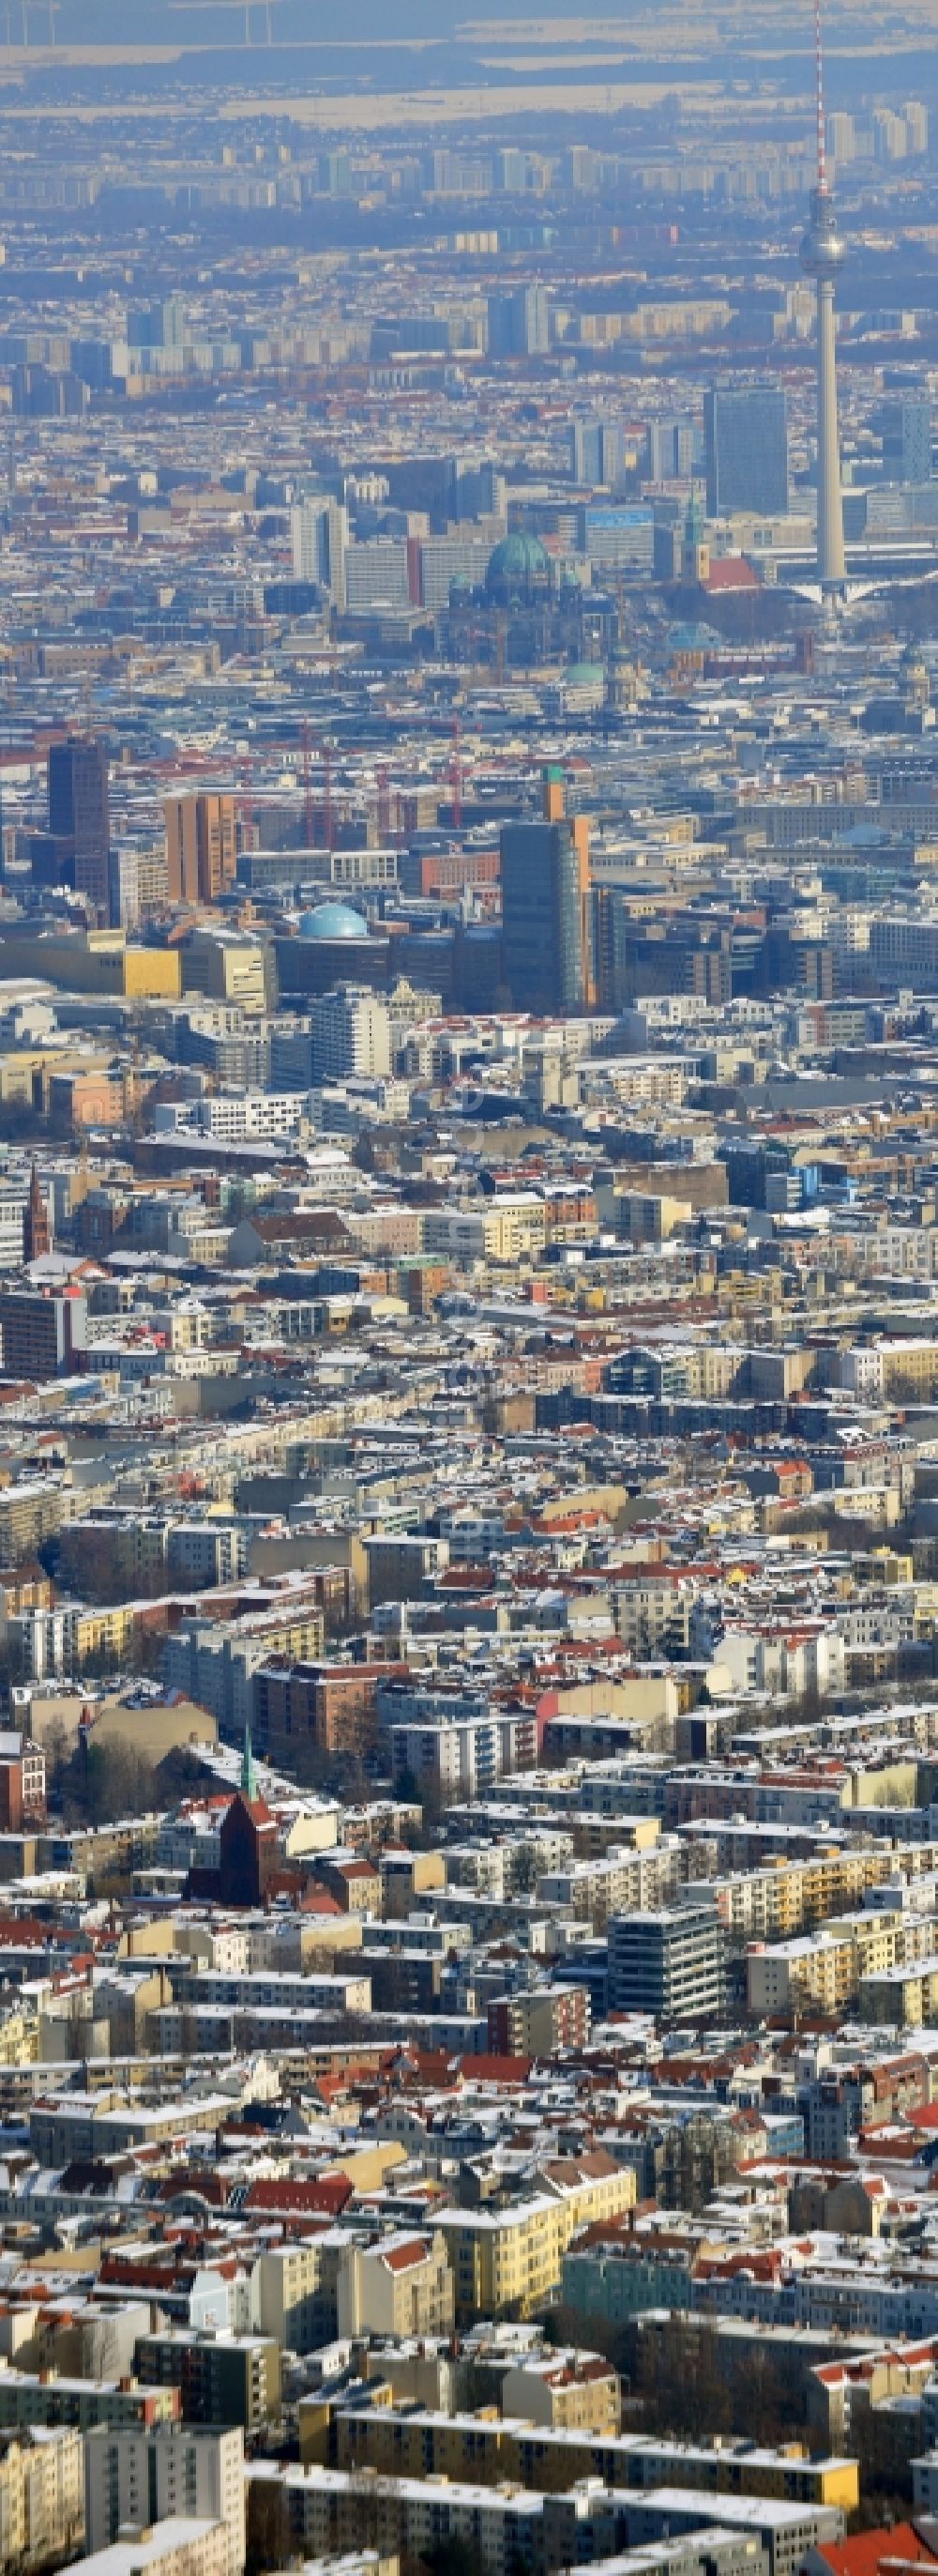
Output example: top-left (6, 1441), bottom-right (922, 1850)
top-left (278, 897), bottom-right (387, 1001)
top-left (298, 902), bottom-right (370, 940)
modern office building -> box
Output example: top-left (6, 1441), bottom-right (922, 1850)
top-left (500, 773), bottom-right (591, 1014)
top-left (182, 927), bottom-right (271, 1014)
top-left (343, 538), bottom-right (412, 613)
top-left (310, 986), bottom-right (391, 1082)
top-left (318, 148), bottom-right (352, 195)
top-left (570, 415), bottom-right (623, 486)
top-left (581, 503), bottom-right (654, 572)
top-left (0, 1288), bottom-right (87, 1382)
top-left (487, 283), bottom-right (551, 357)
top-left (704, 386), bottom-right (790, 516)
top-left (166, 793), bottom-right (237, 907)
top-left (127, 295), bottom-right (187, 351)
top-left (48, 737), bottom-right (110, 917)
top-left (902, 392), bottom-right (933, 484)
top-left (290, 495), bottom-right (348, 602)
top-left (648, 417), bottom-right (699, 480)
top-left (608, 1908), bottom-right (727, 2020)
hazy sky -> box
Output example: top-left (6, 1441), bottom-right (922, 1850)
top-left (6, 0), bottom-right (934, 104)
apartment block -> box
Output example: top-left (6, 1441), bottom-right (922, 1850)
top-left (84, 2425), bottom-right (245, 2574)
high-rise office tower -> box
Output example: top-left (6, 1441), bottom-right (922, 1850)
top-left (127, 295), bottom-right (186, 351)
top-left (500, 772), bottom-right (591, 1014)
top-left (497, 147), bottom-right (528, 191)
top-left (165, 793), bottom-right (237, 907)
top-left (48, 737), bottom-right (110, 918)
top-left (487, 283), bottom-right (551, 358)
top-left (648, 418), bottom-right (698, 481)
top-left (455, 458), bottom-right (506, 520)
top-left (291, 496), bottom-right (348, 604)
top-left (704, 386), bottom-right (790, 515)
top-left (901, 393), bottom-right (933, 485)
top-left (800, 0), bottom-right (846, 591)
top-left (318, 148), bottom-right (352, 196)
top-left (570, 416), bottom-right (622, 488)
top-left (514, 284), bottom-right (551, 355)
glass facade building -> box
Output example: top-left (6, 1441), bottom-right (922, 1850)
top-left (500, 818), bottom-right (586, 1013)
top-left (704, 384), bottom-right (790, 515)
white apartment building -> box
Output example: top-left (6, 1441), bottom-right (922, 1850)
top-left (310, 987), bottom-right (391, 1082)
top-left (717, 1623), bottom-right (846, 1700)
top-left (155, 1094), bottom-right (307, 1146)
top-left (390, 1707), bottom-right (537, 1801)
top-left (84, 2426), bottom-right (245, 2575)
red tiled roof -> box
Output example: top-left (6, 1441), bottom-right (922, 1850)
top-left (380, 2239), bottom-right (431, 2273)
top-left (463, 2053), bottom-right (534, 2083)
top-left (245, 2173), bottom-right (353, 2217)
top-left (815, 2526), bottom-right (938, 2576)
top-left (704, 556), bottom-right (762, 592)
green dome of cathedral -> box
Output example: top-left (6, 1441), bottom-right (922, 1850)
top-left (485, 529), bottom-right (550, 594)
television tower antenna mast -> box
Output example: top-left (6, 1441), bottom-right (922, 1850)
top-left (800, 0), bottom-right (846, 593)
top-left (814, 0), bottom-right (826, 196)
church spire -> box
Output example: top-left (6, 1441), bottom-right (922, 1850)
top-left (240, 1717), bottom-right (257, 1804)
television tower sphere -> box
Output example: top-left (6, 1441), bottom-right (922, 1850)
top-left (800, 184), bottom-right (844, 278)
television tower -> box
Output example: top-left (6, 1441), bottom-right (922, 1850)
top-left (800, 0), bottom-right (846, 591)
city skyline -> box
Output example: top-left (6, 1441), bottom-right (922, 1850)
top-left (0, 25), bottom-right (935, 2576)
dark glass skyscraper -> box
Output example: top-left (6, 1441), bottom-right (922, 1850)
top-left (500, 813), bottom-right (588, 1014)
top-left (48, 737), bottom-right (110, 919)
top-left (704, 385), bottom-right (790, 516)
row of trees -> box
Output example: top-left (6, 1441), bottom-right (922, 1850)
top-left (43, 1724), bottom-right (206, 1827)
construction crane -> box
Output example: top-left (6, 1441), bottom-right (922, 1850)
top-left (144, 734), bottom-right (360, 846)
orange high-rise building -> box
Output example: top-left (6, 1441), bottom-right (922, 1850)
top-left (165, 792), bottom-right (237, 907)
